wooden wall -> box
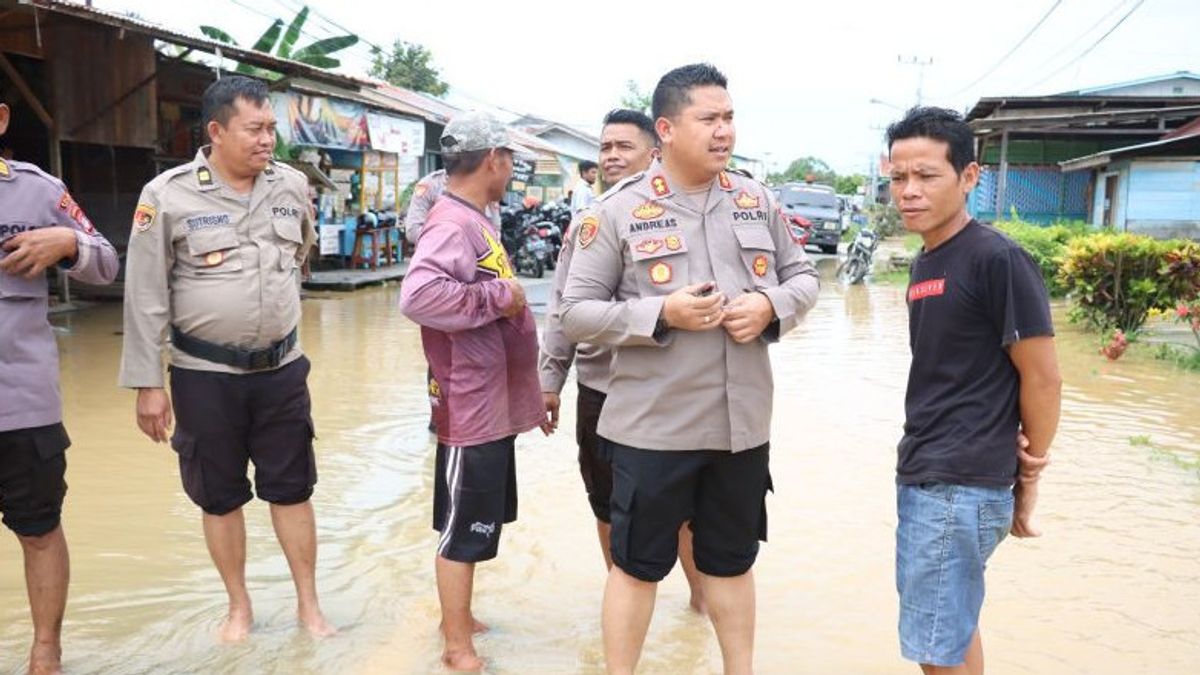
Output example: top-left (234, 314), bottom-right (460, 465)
top-left (45, 15), bottom-right (157, 148)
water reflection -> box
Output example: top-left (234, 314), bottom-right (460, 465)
top-left (1, 277), bottom-right (1196, 674)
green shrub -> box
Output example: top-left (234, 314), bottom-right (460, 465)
top-left (1058, 235), bottom-right (1200, 333)
top-left (995, 218), bottom-right (1091, 295)
top-left (866, 203), bottom-right (903, 238)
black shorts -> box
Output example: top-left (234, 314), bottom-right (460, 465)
top-left (576, 384), bottom-right (612, 523)
top-left (0, 423), bottom-right (71, 537)
top-left (169, 356), bottom-right (317, 516)
top-left (433, 436), bottom-right (517, 563)
top-left (606, 440), bottom-right (772, 583)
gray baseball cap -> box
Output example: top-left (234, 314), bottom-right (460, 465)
top-left (439, 111), bottom-right (535, 156)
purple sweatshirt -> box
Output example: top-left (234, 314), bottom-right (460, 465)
top-left (1, 159), bottom-right (119, 432)
top-left (398, 193), bottom-right (543, 447)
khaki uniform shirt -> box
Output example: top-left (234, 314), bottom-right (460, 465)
top-left (539, 217), bottom-right (612, 394)
top-left (119, 148), bottom-right (316, 388)
top-left (560, 162), bottom-right (819, 452)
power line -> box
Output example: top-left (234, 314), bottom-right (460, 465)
top-left (1020, 0), bottom-right (1148, 93)
top-left (220, 0), bottom-right (375, 71)
top-left (946, 0), bottom-right (1063, 98)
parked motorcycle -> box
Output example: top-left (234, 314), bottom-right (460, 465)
top-left (511, 223), bottom-right (549, 278)
top-left (837, 226), bottom-right (878, 285)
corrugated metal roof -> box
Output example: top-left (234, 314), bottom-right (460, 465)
top-left (1059, 132), bottom-right (1200, 172)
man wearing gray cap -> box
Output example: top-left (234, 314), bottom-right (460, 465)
top-left (399, 111), bottom-right (545, 672)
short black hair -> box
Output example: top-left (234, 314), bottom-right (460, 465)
top-left (578, 160), bottom-right (598, 175)
top-left (885, 106), bottom-right (976, 174)
top-left (602, 108), bottom-right (658, 147)
top-left (651, 63), bottom-right (727, 121)
top-left (444, 148), bottom-right (491, 177)
top-left (201, 75), bottom-right (270, 136)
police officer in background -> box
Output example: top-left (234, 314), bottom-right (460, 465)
top-left (119, 76), bottom-right (332, 642)
top-left (0, 86), bottom-right (119, 675)
top-left (405, 168), bottom-right (501, 245)
top-left (561, 64), bottom-right (820, 674)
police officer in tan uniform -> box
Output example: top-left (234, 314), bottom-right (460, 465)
top-left (1, 86), bottom-right (119, 675)
top-left (561, 64), bottom-right (820, 675)
top-left (119, 76), bottom-right (332, 642)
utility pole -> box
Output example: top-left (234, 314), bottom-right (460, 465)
top-left (897, 55), bottom-right (933, 106)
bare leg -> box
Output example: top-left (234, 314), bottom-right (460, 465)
top-left (201, 509), bottom-right (253, 642)
top-left (602, 566), bottom-right (657, 675)
top-left (436, 555), bottom-right (484, 672)
top-left (919, 629), bottom-right (982, 675)
top-left (700, 570), bottom-right (755, 675)
top-left (596, 520), bottom-right (613, 570)
top-left (269, 501), bottom-right (335, 637)
top-left (676, 523), bottom-right (705, 614)
top-left (18, 526), bottom-right (69, 675)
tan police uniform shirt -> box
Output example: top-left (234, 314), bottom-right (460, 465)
top-left (119, 147), bottom-right (316, 388)
top-left (560, 161), bottom-right (819, 452)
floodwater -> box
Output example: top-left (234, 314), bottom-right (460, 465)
top-left (2, 261), bottom-right (1198, 674)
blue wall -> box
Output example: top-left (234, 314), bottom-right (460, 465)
top-left (968, 165), bottom-right (1091, 223)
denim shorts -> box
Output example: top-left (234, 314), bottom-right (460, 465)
top-left (895, 482), bottom-right (1014, 666)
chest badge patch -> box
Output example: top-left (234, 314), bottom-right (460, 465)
top-left (635, 238), bottom-right (664, 256)
top-left (753, 254), bottom-right (769, 277)
top-left (665, 234), bottom-right (683, 251)
top-left (649, 261), bottom-right (672, 285)
top-left (735, 191), bottom-right (760, 209)
top-left (633, 201), bottom-right (665, 220)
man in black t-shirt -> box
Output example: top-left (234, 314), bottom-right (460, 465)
top-left (886, 107), bottom-right (1062, 675)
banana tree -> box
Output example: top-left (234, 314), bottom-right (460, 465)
top-left (200, 6), bottom-right (359, 78)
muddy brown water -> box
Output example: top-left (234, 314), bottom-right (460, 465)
top-left (2, 263), bottom-right (1198, 674)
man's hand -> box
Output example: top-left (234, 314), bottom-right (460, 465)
top-left (1011, 479), bottom-right (1042, 538)
top-left (1017, 429), bottom-right (1050, 483)
top-left (136, 388), bottom-right (173, 443)
top-left (722, 291), bottom-right (776, 344)
top-left (501, 278), bottom-right (527, 318)
top-left (662, 282), bottom-right (726, 331)
top-left (0, 227), bottom-right (78, 279)
top-left (540, 392), bottom-right (560, 436)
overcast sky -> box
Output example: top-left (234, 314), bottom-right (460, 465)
top-left (98, 0), bottom-right (1200, 174)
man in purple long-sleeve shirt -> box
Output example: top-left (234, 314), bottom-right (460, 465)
top-left (0, 93), bottom-right (119, 675)
top-left (399, 111), bottom-right (544, 672)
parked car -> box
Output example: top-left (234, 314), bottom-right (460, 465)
top-left (772, 183), bottom-right (844, 254)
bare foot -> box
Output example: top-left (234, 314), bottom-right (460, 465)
top-left (442, 646), bottom-right (484, 672)
top-left (217, 606), bottom-right (253, 643)
top-left (298, 605), bottom-right (338, 638)
top-left (440, 617), bottom-right (489, 635)
top-left (28, 642), bottom-right (63, 675)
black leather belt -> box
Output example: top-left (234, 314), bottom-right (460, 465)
top-left (170, 326), bottom-right (298, 371)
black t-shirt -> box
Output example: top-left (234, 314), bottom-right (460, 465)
top-left (898, 220), bottom-right (1054, 487)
